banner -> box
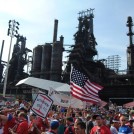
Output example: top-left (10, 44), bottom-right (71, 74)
top-left (48, 87), bottom-right (86, 109)
top-left (31, 92), bottom-right (53, 118)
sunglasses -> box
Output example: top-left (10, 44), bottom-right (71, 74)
top-left (121, 120), bottom-right (126, 121)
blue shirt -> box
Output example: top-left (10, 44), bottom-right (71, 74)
top-left (118, 125), bottom-right (133, 134)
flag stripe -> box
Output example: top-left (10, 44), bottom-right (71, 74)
top-left (70, 82), bottom-right (87, 94)
top-left (70, 80), bottom-right (99, 97)
top-left (71, 90), bottom-right (99, 102)
top-left (87, 80), bottom-right (101, 92)
top-left (84, 86), bottom-right (98, 97)
top-left (71, 81), bottom-right (99, 97)
top-left (88, 81), bottom-right (103, 90)
top-left (70, 86), bottom-right (100, 101)
top-left (71, 89), bottom-right (100, 102)
top-left (71, 91), bottom-right (99, 104)
top-left (85, 82), bottom-right (99, 95)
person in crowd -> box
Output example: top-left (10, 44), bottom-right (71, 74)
top-left (74, 117), bottom-right (82, 124)
top-left (86, 115), bottom-right (94, 134)
top-left (28, 112), bottom-right (37, 134)
top-left (129, 110), bottom-right (134, 121)
top-left (19, 101), bottom-right (25, 108)
top-left (83, 109), bottom-right (88, 119)
top-left (60, 107), bottom-right (66, 113)
top-left (118, 115), bottom-right (133, 134)
top-left (52, 113), bottom-right (60, 120)
top-left (107, 111), bottom-right (114, 125)
top-left (77, 111), bottom-right (85, 122)
top-left (90, 114), bottom-right (111, 134)
top-left (74, 121), bottom-right (86, 134)
top-left (126, 119), bottom-right (134, 133)
top-left (44, 120), bottom-right (59, 134)
top-left (58, 118), bottom-right (65, 134)
top-left (18, 107), bottom-right (28, 114)
top-left (18, 106), bottom-right (32, 124)
top-left (9, 112), bottom-right (28, 134)
top-left (34, 116), bottom-right (49, 133)
top-left (64, 117), bottom-right (75, 134)
top-left (43, 117), bottom-right (50, 131)
top-left (0, 115), bottom-right (3, 133)
top-left (110, 118), bottom-right (119, 134)
top-left (101, 114), bottom-right (111, 128)
top-left (0, 110), bottom-right (18, 134)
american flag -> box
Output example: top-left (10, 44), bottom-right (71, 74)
top-left (70, 66), bottom-right (103, 104)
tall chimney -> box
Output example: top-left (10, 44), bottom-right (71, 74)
top-left (53, 19), bottom-right (58, 43)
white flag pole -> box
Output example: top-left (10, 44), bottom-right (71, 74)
top-left (69, 64), bottom-right (73, 107)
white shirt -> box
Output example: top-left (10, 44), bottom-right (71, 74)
top-left (110, 126), bottom-right (118, 134)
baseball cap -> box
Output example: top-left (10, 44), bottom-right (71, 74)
top-left (50, 120), bottom-right (59, 129)
top-left (112, 119), bottom-right (119, 123)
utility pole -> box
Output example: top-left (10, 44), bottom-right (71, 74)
top-left (3, 20), bottom-right (19, 97)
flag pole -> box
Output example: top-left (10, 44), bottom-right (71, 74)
top-left (69, 92), bottom-right (72, 107)
top-left (69, 64), bottom-right (73, 107)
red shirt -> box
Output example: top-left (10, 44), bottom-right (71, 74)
top-left (36, 117), bottom-right (48, 132)
top-left (16, 120), bottom-right (28, 134)
top-left (28, 119), bottom-right (37, 134)
top-left (90, 125), bottom-right (111, 134)
top-left (3, 114), bottom-right (17, 134)
top-left (64, 125), bottom-right (75, 134)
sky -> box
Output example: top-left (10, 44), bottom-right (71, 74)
top-left (0, 0), bottom-right (134, 71)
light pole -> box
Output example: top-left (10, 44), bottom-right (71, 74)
top-left (3, 20), bottom-right (19, 97)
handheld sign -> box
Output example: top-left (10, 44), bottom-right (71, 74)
top-left (31, 92), bottom-right (53, 118)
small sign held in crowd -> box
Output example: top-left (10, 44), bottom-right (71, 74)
top-left (31, 92), bottom-right (53, 118)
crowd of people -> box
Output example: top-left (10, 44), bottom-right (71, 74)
top-left (0, 100), bottom-right (134, 134)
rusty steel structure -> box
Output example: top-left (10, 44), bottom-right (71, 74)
top-left (127, 16), bottom-right (134, 75)
top-left (0, 34), bottom-right (32, 100)
top-left (5, 35), bottom-right (32, 84)
top-left (62, 11), bottom-right (134, 105)
top-left (62, 9), bottom-right (104, 84)
top-left (40, 43), bottom-right (52, 79)
top-left (31, 19), bottom-right (64, 82)
top-left (30, 10), bottom-right (134, 104)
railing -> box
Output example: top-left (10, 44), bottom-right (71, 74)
top-left (117, 69), bottom-right (134, 75)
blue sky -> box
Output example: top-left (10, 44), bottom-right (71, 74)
top-left (0, 0), bottom-right (134, 70)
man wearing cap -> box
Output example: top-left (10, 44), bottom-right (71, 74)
top-left (90, 115), bottom-right (111, 134)
top-left (110, 118), bottom-right (119, 134)
top-left (45, 120), bottom-right (59, 134)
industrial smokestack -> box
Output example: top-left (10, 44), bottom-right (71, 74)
top-left (127, 16), bottom-right (133, 46)
top-left (53, 19), bottom-right (58, 43)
